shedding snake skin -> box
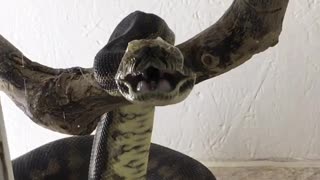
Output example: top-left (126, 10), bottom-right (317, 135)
top-left (12, 11), bottom-right (216, 180)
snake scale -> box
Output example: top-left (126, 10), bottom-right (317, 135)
top-left (12, 11), bottom-right (216, 180)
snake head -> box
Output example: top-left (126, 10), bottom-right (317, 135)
top-left (115, 37), bottom-right (195, 106)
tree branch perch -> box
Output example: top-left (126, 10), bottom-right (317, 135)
top-left (0, 0), bottom-right (289, 135)
top-left (177, 0), bottom-right (289, 83)
top-left (0, 37), bottom-right (128, 135)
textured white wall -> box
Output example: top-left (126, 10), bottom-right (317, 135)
top-left (0, 0), bottom-right (320, 164)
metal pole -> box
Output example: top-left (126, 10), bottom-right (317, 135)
top-left (0, 97), bottom-right (14, 180)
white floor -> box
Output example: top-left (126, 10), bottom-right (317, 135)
top-left (210, 167), bottom-right (320, 180)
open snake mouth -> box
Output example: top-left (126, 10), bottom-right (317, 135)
top-left (115, 64), bottom-right (195, 105)
top-left (126, 67), bottom-right (187, 92)
top-left (114, 38), bottom-right (195, 104)
top-left (118, 66), bottom-right (194, 95)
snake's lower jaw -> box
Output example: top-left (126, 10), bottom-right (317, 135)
top-left (116, 76), bottom-right (195, 106)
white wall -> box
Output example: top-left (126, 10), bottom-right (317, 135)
top-left (0, 0), bottom-right (320, 164)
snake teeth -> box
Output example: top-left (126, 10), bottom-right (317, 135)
top-left (157, 79), bottom-right (171, 92)
top-left (137, 81), bottom-right (150, 92)
top-left (137, 79), bottom-right (172, 93)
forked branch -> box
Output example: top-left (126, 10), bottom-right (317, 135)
top-left (177, 0), bottom-right (289, 83)
top-left (0, 0), bottom-right (289, 135)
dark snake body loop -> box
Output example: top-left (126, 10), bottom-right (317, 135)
top-left (13, 136), bottom-right (215, 180)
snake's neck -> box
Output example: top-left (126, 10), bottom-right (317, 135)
top-left (89, 104), bottom-right (155, 180)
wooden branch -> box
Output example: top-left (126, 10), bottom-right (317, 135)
top-left (177, 0), bottom-right (289, 83)
top-left (0, 36), bottom-right (128, 135)
top-left (0, 0), bottom-right (289, 135)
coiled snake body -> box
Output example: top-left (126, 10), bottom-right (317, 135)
top-left (12, 11), bottom-right (216, 180)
